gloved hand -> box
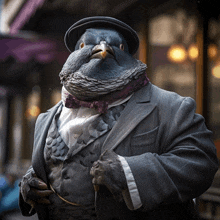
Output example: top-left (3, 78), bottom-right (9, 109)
top-left (90, 150), bottom-right (127, 201)
top-left (20, 167), bottom-right (53, 209)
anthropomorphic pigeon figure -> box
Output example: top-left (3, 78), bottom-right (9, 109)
top-left (19, 17), bottom-right (218, 220)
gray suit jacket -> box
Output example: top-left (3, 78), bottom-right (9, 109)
top-left (20, 83), bottom-right (218, 219)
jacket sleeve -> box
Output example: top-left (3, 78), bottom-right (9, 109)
top-left (19, 112), bottom-right (47, 216)
top-left (124, 97), bottom-right (219, 211)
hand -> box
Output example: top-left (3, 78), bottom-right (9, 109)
top-left (20, 168), bottom-right (53, 207)
top-left (90, 150), bottom-right (127, 201)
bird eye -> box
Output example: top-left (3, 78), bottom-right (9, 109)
top-left (80, 42), bottom-right (85, 49)
top-left (120, 44), bottom-right (124, 51)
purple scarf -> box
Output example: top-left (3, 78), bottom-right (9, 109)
top-left (63, 74), bottom-right (149, 113)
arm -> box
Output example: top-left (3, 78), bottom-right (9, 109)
top-left (91, 97), bottom-right (218, 212)
top-left (19, 103), bottom-right (63, 216)
top-left (124, 97), bottom-right (218, 211)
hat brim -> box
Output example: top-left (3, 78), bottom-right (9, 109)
top-left (64, 16), bottom-right (139, 55)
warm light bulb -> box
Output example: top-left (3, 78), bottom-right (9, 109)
top-left (26, 105), bottom-right (40, 118)
top-left (188, 44), bottom-right (199, 61)
top-left (208, 44), bottom-right (218, 60)
top-left (167, 44), bottom-right (187, 63)
top-left (212, 64), bottom-right (220, 78)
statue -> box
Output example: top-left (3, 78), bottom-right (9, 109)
top-left (19, 16), bottom-right (218, 220)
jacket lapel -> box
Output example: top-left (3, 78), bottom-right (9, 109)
top-left (32, 101), bottom-right (62, 183)
top-left (102, 83), bottom-right (155, 153)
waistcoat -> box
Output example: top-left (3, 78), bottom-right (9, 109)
top-left (43, 103), bottom-right (126, 220)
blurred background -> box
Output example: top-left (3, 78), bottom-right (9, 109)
top-left (0, 0), bottom-right (220, 219)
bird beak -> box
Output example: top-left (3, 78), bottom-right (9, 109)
top-left (91, 41), bottom-right (115, 60)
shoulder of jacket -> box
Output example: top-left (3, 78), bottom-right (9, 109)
top-left (46, 100), bottom-right (63, 112)
top-left (35, 101), bottom-right (63, 125)
top-left (151, 84), bottom-right (196, 110)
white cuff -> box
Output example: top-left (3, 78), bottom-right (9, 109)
top-left (118, 155), bottom-right (142, 210)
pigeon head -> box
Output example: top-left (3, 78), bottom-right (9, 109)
top-left (59, 17), bottom-right (147, 101)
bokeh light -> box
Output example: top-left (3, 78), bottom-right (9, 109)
top-left (188, 44), bottom-right (199, 61)
top-left (212, 64), bottom-right (220, 78)
top-left (167, 44), bottom-right (187, 63)
top-left (208, 44), bottom-right (218, 60)
top-left (26, 105), bottom-right (40, 118)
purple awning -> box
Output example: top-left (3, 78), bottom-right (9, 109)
top-left (0, 38), bottom-right (69, 64)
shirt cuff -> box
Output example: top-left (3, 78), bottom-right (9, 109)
top-left (118, 155), bottom-right (142, 210)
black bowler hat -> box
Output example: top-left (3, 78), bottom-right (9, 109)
top-left (64, 16), bottom-right (139, 55)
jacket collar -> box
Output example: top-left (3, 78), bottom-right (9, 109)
top-left (134, 82), bottom-right (152, 103)
top-left (102, 83), bottom-right (155, 153)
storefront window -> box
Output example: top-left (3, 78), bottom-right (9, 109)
top-left (149, 10), bottom-right (197, 100)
